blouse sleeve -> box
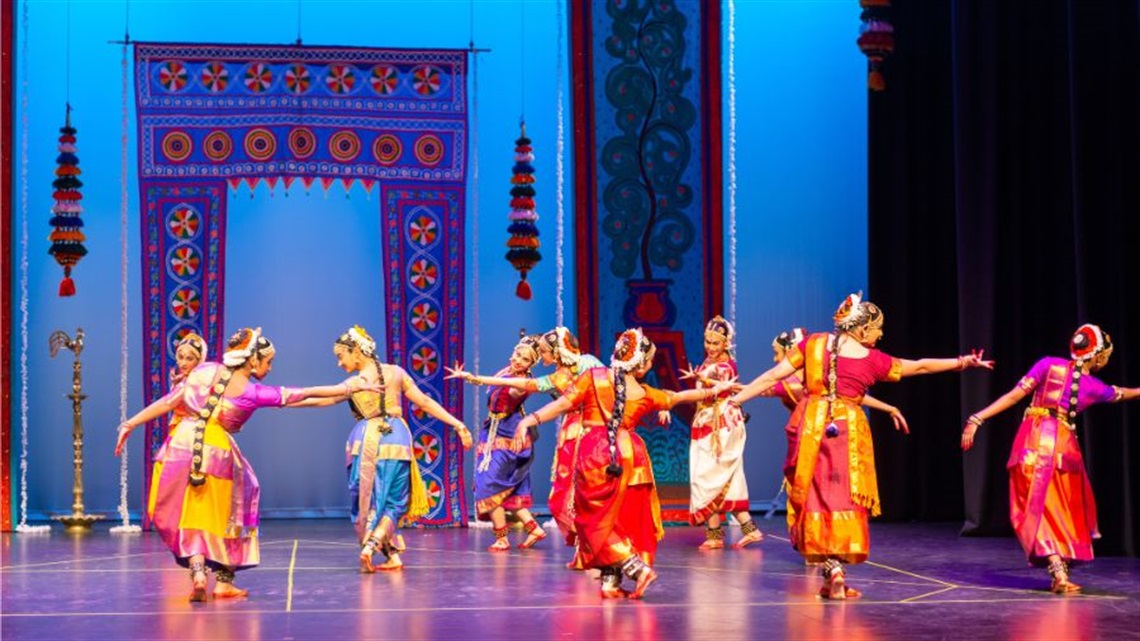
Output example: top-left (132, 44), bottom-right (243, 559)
top-left (1017, 358), bottom-right (1051, 393)
top-left (647, 386), bottom-right (675, 412)
top-left (1083, 376), bottom-right (1119, 406)
top-left (874, 350), bottom-right (902, 383)
top-left (535, 369), bottom-right (572, 394)
top-left (561, 370), bottom-right (596, 408)
top-left (247, 381), bottom-right (292, 407)
top-left (786, 338), bottom-right (808, 370)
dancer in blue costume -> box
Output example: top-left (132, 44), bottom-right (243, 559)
top-left (293, 326), bottom-right (471, 571)
top-left (468, 334), bottom-right (548, 551)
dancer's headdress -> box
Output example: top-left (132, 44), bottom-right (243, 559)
top-left (224, 328), bottom-right (274, 367)
top-left (704, 315), bottom-right (736, 354)
top-left (338, 325), bottom-right (378, 357)
top-left (177, 332), bottom-right (207, 361)
top-left (1070, 324), bottom-right (1112, 362)
top-left (541, 326), bottom-right (581, 366)
top-left (611, 328), bottom-right (656, 374)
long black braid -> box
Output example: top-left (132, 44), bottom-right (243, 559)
top-left (371, 353), bottom-right (388, 419)
top-left (605, 367), bottom-right (626, 477)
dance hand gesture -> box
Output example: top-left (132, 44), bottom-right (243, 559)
top-left (889, 408), bottom-right (909, 435)
top-left (444, 362), bottom-right (474, 383)
top-left (959, 349), bottom-right (995, 371)
top-left (511, 415), bottom-right (540, 452)
top-left (961, 422), bottom-right (979, 451)
top-left (679, 365), bottom-right (700, 382)
top-left (657, 411), bottom-right (672, 426)
top-left (455, 424), bottom-right (473, 449)
top-left (114, 422), bottom-right (133, 457)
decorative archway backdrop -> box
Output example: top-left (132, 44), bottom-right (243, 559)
top-left (134, 42), bottom-right (468, 526)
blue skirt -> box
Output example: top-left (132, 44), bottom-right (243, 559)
top-left (346, 416), bottom-right (413, 540)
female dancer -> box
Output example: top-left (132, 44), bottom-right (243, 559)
top-left (115, 328), bottom-right (373, 601)
top-left (962, 324), bottom-right (1140, 593)
top-left (448, 326), bottom-right (603, 558)
top-left (728, 294), bottom-right (991, 599)
top-left (766, 327), bottom-right (907, 548)
top-left (514, 328), bottom-right (730, 599)
top-left (470, 334), bottom-right (546, 550)
top-left (683, 316), bottom-right (763, 550)
top-left (166, 332), bottom-right (208, 431)
top-left (292, 326), bottom-right (472, 572)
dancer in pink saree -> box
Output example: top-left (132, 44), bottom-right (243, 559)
top-left (115, 328), bottom-right (374, 602)
top-left (962, 324), bottom-right (1140, 593)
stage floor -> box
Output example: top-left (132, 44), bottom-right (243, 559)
top-left (3, 519), bottom-right (1138, 640)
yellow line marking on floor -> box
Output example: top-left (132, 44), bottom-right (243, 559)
top-left (900, 586), bottom-right (958, 602)
top-left (286, 540), bottom-right (299, 612)
top-left (865, 560), bottom-right (956, 588)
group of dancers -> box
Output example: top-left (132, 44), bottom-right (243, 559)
top-left (114, 293), bottom-right (1139, 603)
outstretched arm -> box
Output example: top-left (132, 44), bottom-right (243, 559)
top-left (404, 375), bottom-right (472, 449)
top-left (961, 385), bottom-right (1028, 450)
top-left (445, 363), bottom-right (540, 392)
top-left (285, 396), bottom-right (347, 408)
top-left (728, 359), bottom-right (798, 406)
top-left (670, 380), bottom-right (733, 406)
top-left (900, 349), bottom-right (993, 378)
top-left (114, 393), bottom-right (183, 456)
top-left (862, 394), bottom-right (909, 434)
top-left (1114, 386), bottom-right (1140, 402)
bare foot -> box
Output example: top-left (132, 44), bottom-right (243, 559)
top-left (732, 529), bottom-right (764, 549)
top-left (374, 555), bottom-right (404, 571)
top-left (1051, 575), bottom-right (1081, 594)
top-left (213, 582), bottom-right (249, 599)
top-left (629, 567), bottom-right (658, 600)
top-left (698, 538), bottom-right (725, 551)
top-left (600, 586), bottom-right (629, 599)
top-left (519, 526), bottom-right (547, 549)
top-left (487, 537), bottom-right (511, 553)
top-left (189, 569), bottom-right (208, 603)
top-left (359, 548), bottom-right (376, 574)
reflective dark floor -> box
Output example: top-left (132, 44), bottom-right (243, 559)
top-left (3, 519), bottom-right (1138, 640)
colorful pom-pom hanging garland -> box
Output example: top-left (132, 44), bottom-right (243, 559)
top-left (506, 123), bottom-right (541, 300)
top-left (857, 0), bottom-right (894, 91)
top-left (48, 106), bottom-right (87, 297)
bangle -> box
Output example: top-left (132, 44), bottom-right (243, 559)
top-left (533, 412), bottom-right (544, 425)
top-left (967, 414), bottom-right (984, 427)
top-left (472, 375), bottom-right (483, 386)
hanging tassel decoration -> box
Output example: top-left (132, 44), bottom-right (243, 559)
top-left (857, 0), bottom-right (894, 91)
top-left (48, 107), bottom-right (87, 296)
top-left (506, 122), bottom-right (541, 300)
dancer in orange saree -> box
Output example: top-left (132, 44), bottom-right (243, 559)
top-left (962, 324), bottom-right (1140, 593)
top-left (514, 328), bottom-right (729, 599)
top-left (729, 295), bottom-right (991, 599)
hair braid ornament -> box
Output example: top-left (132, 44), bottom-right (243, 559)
top-left (541, 326), bottom-right (581, 367)
top-left (1066, 324), bottom-right (1113, 430)
top-left (605, 329), bottom-right (657, 477)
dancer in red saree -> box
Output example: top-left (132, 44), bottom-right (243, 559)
top-left (514, 328), bottom-right (729, 599)
top-left (962, 324), bottom-right (1140, 593)
top-left (729, 294), bottom-right (992, 599)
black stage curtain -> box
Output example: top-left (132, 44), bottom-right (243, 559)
top-left (867, 0), bottom-right (1139, 556)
